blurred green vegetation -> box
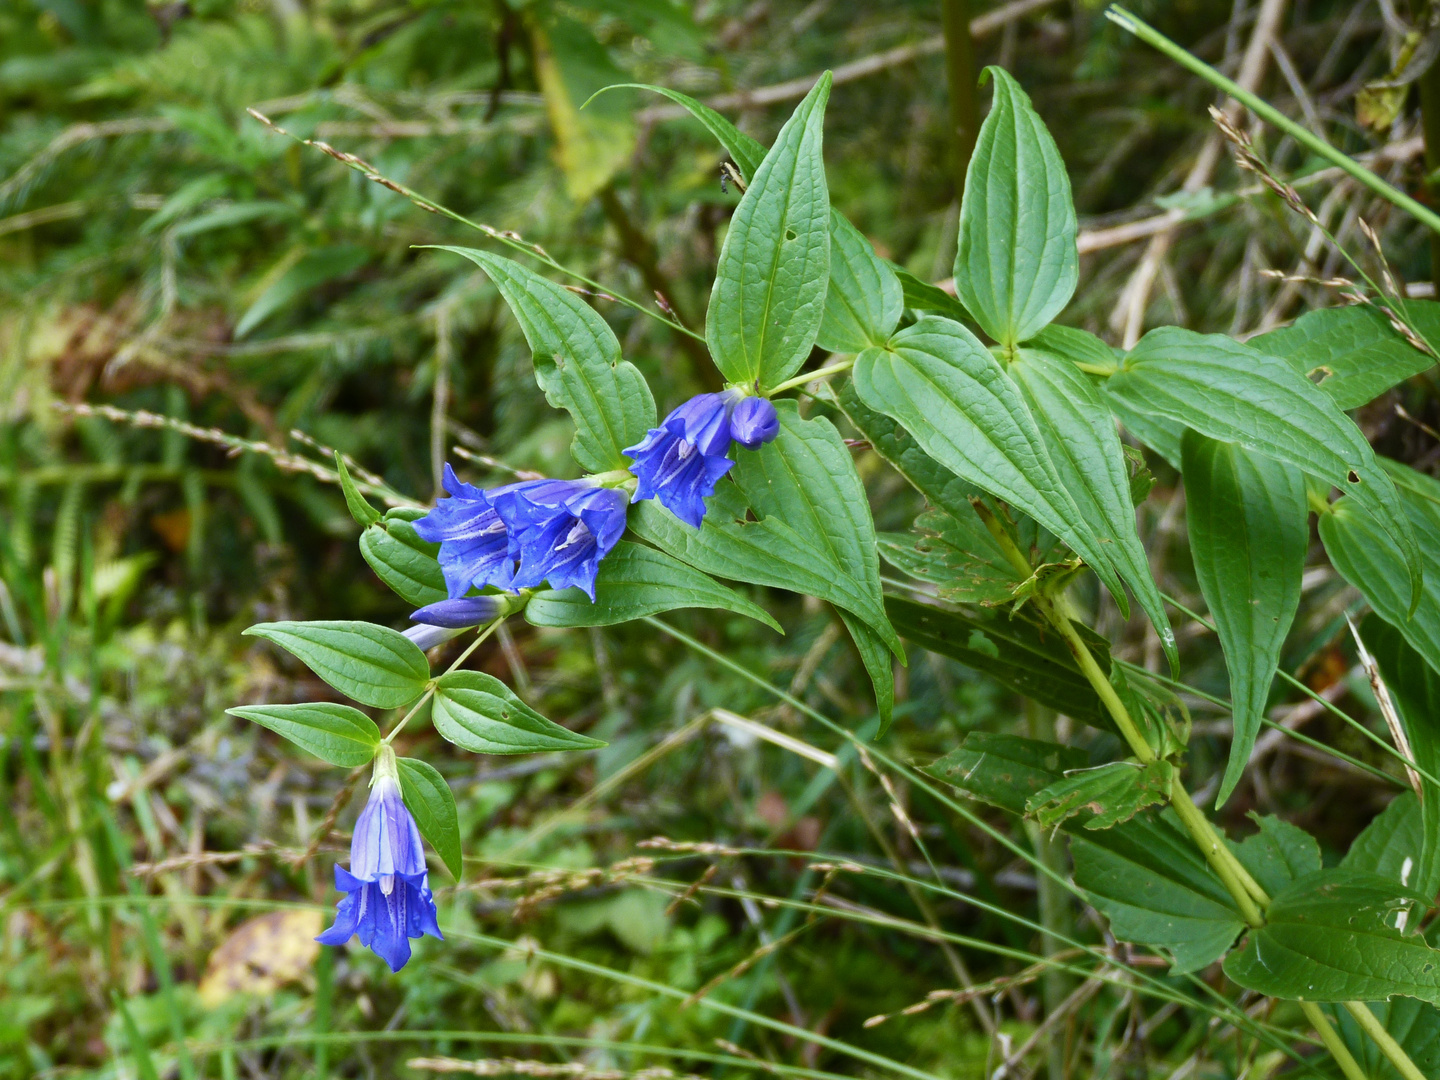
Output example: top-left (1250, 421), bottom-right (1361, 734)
top-left (3, 1), bottom-right (1437, 1078)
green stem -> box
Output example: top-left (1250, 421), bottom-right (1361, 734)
top-left (1344, 1001), bottom-right (1428, 1080)
top-left (383, 619), bottom-right (503, 745)
top-left (1106, 5), bottom-right (1440, 236)
top-left (980, 517), bottom-right (1423, 1080)
top-left (768, 358), bottom-right (855, 396)
top-left (1420, 51), bottom-right (1440, 289)
top-left (1024, 702), bottom-right (1069, 1080)
top-left (940, 0), bottom-right (981, 203)
top-left (1302, 1003), bottom-right (1368, 1080)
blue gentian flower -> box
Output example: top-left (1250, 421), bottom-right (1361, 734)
top-left (490, 480), bottom-right (628, 600)
top-left (317, 750), bottom-right (442, 972)
top-left (412, 465), bottom-right (516, 598)
top-left (730, 396), bottom-right (779, 449)
top-left (624, 391), bottom-right (780, 528)
top-left (410, 595), bottom-right (507, 629)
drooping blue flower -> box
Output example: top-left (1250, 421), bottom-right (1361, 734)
top-left (317, 752), bottom-right (442, 972)
top-left (410, 595), bottom-right (507, 629)
top-left (490, 480), bottom-right (628, 600)
top-left (412, 464), bottom-right (516, 598)
top-left (624, 390), bottom-right (780, 528)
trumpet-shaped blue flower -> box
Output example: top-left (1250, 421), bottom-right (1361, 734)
top-left (412, 465), bottom-right (515, 598)
top-left (317, 753), bottom-right (442, 972)
top-left (624, 391), bottom-right (780, 528)
top-left (490, 480), bottom-right (628, 600)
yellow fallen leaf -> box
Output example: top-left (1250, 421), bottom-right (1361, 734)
top-left (198, 908), bottom-right (322, 1007)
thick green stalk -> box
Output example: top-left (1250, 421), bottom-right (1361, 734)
top-left (968, 511), bottom-right (1384, 1074)
top-left (1107, 5), bottom-right (1440, 236)
top-left (940, 0), bottom-right (981, 203)
top-left (1419, 58), bottom-right (1440, 288)
top-left (1344, 1002), bottom-right (1427, 1080)
top-left (1023, 701), bottom-right (1069, 1080)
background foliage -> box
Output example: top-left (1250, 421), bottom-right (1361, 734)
top-left (4, 1), bottom-right (1440, 1078)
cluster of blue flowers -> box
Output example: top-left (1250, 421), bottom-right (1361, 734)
top-left (319, 390), bottom-right (779, 969)
top-left (410, 387), bottom-right (779, 618)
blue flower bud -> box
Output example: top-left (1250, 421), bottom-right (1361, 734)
top-left (317, 753), bottom-right (442, 972)
top-left (490, 480), bottom-right (628, 600)
top-left (623, 390), bottom-right (780, 528)
top-left (412, 465), bottom-right (516, 598)
top-left (409, 595), bottom-right (506, 629)
top-left (729, 396), bottom-right (780, 450)
top-left (403, 623), bottom-right (466, 652)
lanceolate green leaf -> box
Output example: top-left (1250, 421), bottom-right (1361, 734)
top-left (432, 671), bottom-right (604, 755)
top-left (243, 621), bottom-right (430, 710)
top-left (838, 608), bottom-right (895, 735)
top-left (815, 210), bottom-right (903, 354)
top-left (524, 541), bottom-right (781, 631)
top-left (395, 757), bottom-right (462, 880)
top-left (1180, 432), bottom-right (1307, 807)
top-left (706, 73), bottom-right (832, 389)
top-left (360, 507), bottom-right (446, 608)
top-left (1109, 326), bottom-right (1421, 606)
top-left (1320, 463), bottom-right (1440, 679)
top-left (833, 379), bottom-right (978, 520)
top-left (886, 596), bottom-right (1113, 732)
top-left (853, 317), bottom-right (1129, 615)
top-left (630, 401), bottom-right (900, 655)
top-left (227, 702), bottom-right (380, 768)
top-left (334, 453), bottom-right (381, 527)
top-left (1070, 809), bottom-right (1245, 974)
top-left (892, 267), bottom-right (973, 323)
top-left (1011, 346), bottom-right (1175, 672)
top-left (1250, 301), bottom-right (1438, 410)
top-left (594, 84), bottom-right (766, 180)
top-left (1224, 868), bottom-right (1440, 1003)
top-left (1358, 616), bottom-right (1440, 903)
top-left (954, 68), bottom-right (1078, 347)
top-left (428, 248), bottom-right (655, 474)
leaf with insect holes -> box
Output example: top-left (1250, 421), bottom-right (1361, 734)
top-left (1026, 759), bottom-right (1173, 831)
top-left (1250, 301), bottom-right (1439, 410)
top-left (1070, 808), bottom-right (1246, 974)
top-left (924, 732), bottom-right (1088, 815)
top-left (1181, 432), bottom-right (1307, 807)
top-left (1109, 326), bottom-right (1421, 608)
top-left (1224, 868), bottom-right (1440, 1003)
